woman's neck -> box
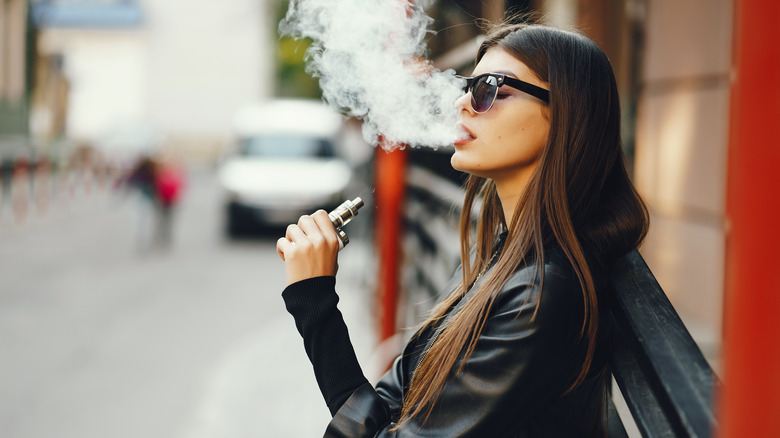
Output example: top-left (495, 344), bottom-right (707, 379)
top-left (493, 169), bottom-right (535, 226)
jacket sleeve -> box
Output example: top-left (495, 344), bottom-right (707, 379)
top-left (324, 261), bottom-right (586, 437)
top-left (282, 276), bottom-right (375, 416)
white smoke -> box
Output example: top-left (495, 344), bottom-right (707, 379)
top-left (279, 0), bottom-right (466, 150)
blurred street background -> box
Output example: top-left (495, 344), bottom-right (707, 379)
top-left (2, 0), bottom-right (778, 436)
top-left (0, 166), bottom-right (376, 437)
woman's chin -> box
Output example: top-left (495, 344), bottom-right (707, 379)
top-left (450, 153), bottom-right (464, 171)
top-left (450, 153), bottom-right (473, 174)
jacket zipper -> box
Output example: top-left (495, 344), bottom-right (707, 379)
top-left (410, 232), bottom-right (507, 381)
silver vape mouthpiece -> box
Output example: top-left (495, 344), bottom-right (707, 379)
top-left (328, 197), bottom-right (364, 250)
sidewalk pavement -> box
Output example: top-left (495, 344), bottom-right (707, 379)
top-left (0, 168), bottom-right (386, 438)
top-left (180, 241), bottom-right (383, 438)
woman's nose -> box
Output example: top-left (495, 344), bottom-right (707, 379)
top-left (455, 92), bottom-right (475, 114)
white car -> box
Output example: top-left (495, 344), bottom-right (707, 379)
top-left (218, 99), bottom-right (353, 236)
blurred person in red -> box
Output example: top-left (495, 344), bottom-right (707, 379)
top-left (120, 154), bottom-right (184, 251)
top-left (123, 155), bottom-right (158, 251)
top-left (153, 157), bottom-right (186, 248)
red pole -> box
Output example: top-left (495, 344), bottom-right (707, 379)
top-left (374, 141), bottom-right (407, 343)
top-left (373, 0), bottom-right (415, 347)
top-left (722, 0), bottom-right (780, 435)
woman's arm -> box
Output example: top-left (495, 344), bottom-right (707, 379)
top-left (282, 276), bottom-right (375, 414)
top-left (279, 213), bottom-right (587, 436)
top-left (279, 211), bottom-right (401, 423)
top-left (284, 275), bottom-right (406, 431)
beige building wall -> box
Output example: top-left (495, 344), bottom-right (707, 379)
top-left (36, 30), bottom-right (149, 142)
top-left (0, 0), bottom-right (28, 102)
top-left (634, 0), bottom-right (733, 371)
top-left (140, 0), bottom-right (274, 149)
top-left (33, 0), bottom-right (275, 162)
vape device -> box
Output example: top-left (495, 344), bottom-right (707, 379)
top-left (328, 197), bottom-right (364, 250)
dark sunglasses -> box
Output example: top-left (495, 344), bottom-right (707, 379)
top-left (459, 73), bottom-right (550, 113)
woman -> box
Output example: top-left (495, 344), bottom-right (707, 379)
top-left (276, 23), bottom-right (649, 437)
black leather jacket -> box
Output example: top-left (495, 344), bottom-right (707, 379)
top-left (284, 248), bottom-right (609, 437)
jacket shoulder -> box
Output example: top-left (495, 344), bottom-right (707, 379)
top-left (498, 250), bottom-right (583, 322)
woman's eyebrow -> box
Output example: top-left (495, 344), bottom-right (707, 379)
top-left (493, 69), bottom-right (519, 78)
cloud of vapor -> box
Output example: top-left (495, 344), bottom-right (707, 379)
top-left (279, 0), bottom-right (466, 150)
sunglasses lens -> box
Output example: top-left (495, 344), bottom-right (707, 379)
top-left (471, 75), bottom-right (498, 113)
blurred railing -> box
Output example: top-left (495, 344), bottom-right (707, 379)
top-left (0, 147), bottom-right (120, 229)
top-left (608, 250), bottom-right (720, 437)
top-left (398, 148), bottom-right (465, 328)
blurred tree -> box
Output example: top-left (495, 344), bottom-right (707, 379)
top-left (274, 0), bottom-right (321, 99)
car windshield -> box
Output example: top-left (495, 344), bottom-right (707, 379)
top-left (239, 135), bottom-right (336, 158)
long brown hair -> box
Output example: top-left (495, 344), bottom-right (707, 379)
top-left (395, 23), bottom-right (649, 428)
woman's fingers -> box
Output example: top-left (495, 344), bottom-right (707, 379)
top-left (285, 221), bottom-right (308, 245)
top-left (278, 212), bottom-right (340, 285)
top-left (276, 237), bottom-right (292, 261)
top-left (311, 210), bottom-right (341, 248)
top-left (296, 214), bottom-right (324, 247)
top-left (287, 212), bottom-right (340, 252)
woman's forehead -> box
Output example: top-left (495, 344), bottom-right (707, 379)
top-left (473, 47), bottom-right (534, 80)
top-left (474, 48), bottom-right (539, 85)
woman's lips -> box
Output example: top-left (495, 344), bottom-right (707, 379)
top-left (454, 124), bottom-right (475, 146)
top-left (454, 136), bottom-right (474, 146)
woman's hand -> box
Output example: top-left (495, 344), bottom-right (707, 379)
top-left (276, 210), bottom-right (340, 285)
